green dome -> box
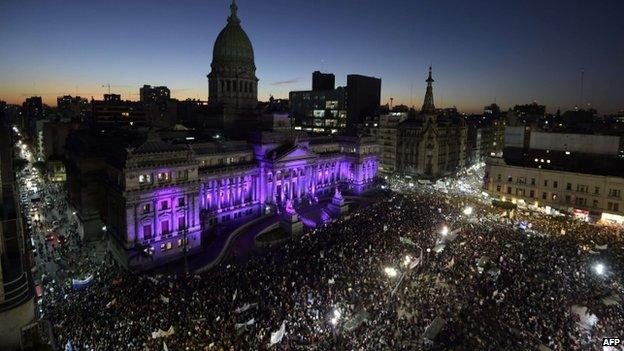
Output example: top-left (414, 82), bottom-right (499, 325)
top-left (212, 1), bottom-right (254, 65)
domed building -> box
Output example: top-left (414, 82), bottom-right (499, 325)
top-left (207, 0), bottom-right (259, 131)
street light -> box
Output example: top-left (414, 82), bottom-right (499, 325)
top-left (403, 255), bottom-right (412, 267)
top-left (440, 226), bottom-right (449, 236)
top-left (102, 225), bottom-right (107, 231)
top-left (463, 206), bottom-right (473, 216)
top-left (384, 267), bottom-right (398, 278)
top-left (594, 263), bottom-right (605, 275)
top-left (330, 308), bottom-right (341, 325)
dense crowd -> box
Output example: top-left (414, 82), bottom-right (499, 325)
top-left (41, 185), bottom-right (624, 350)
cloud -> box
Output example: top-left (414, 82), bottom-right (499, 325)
top-left (271, 78), bottom-right (303, 86)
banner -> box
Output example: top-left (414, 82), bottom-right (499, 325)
top-left (422, 316), bottom-right (446, 341)
top-left (235, 318), bottom-right (255, 331)
top-left (343, 311), bottom-right (370, 332)
top-left (269, 321), bottom-right (286, 346)
top-left (71, 275), bottom-right (94, 291)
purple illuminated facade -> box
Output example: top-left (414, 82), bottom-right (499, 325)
top-left (104, 131), bottom-right (378, 270)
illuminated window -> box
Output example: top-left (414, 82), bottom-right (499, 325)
top-left (142, 204), bottom-right (151, 213)
top-left (139, 174), bottom-right (151, 183)
top-left (158, 172), bottom-right (169, 181)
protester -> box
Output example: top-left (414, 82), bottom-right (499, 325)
top-left (39, 180), bottom-right (623, 350)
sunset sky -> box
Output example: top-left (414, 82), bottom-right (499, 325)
top-left (1, 0), bottom-right (623, 113)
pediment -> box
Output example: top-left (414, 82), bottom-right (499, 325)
top-left (271, 146), bottom-right (318, 162)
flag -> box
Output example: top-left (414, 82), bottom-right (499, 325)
top-left (234, 303), bottom-right (258, 314)
top-left (71, 275), bottom-right (94, 291)
top-left (269, 321), bottom-right (286, 345)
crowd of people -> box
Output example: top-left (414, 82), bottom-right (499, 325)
top-left (40, 181), bottom-right (623, 350)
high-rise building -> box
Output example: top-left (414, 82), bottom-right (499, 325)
top-left (346, 74), bottom-right (381, 129)
top-left (57, 95), bottom-right (89, 121)
top-left (21, 96), bottom-right (43, 139)
top-left (91, 94), bottom-right (146, 127)
top-left (289, 87), bottom-right (347, 134)
top-left (140, 85), bottom-right (174, 128)
top-left (0, 125), bottom-right (36, 349)
top-left (139, 85), bottom-right (171, 105)
top-left (312, 71), bottom-right (335, 91)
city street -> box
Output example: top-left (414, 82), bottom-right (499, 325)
top-left (12, 126), bottom-right (107, 316)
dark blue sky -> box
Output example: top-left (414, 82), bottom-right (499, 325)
top-left (1, 0), bottom-right (623, 113)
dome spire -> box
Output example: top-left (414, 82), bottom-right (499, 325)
top-left (228, 0), bottom-right (240, 24)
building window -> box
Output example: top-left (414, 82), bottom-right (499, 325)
top-left (553, 181), bottom-right (558, 189)
top-left (530, 178), bottom-right (535, 186)
top-left (577, 184), bottom-right (588, 193)
top-left (161, 220), bottom-right (170, 235)
top-left (142, 204), bottom-right (151, 213)
top-left (530, 190), bottom-right (535, 198)
top-left (160, 242), bottom-right (172, 252)
top-left (178, 238), bottom-right (188, 247)
top-left (609, 189), bottom-right (621, 198)
top-left (544, 180), bottom-right (548, 187)
top-left (507, 176), bottom-right (512, 182)
top-left (161, 201), bottom-right (169, 210)
top-left (178, 197), bottom-right (185, 207)
top-left (143, 224), bottom-right (152, 240)
top-left (178, 216), bottom-right (186, 230)
top-left (507, 186), bottom-right (511, 194)
top-left (592, 200), bottom-right (599, 208)
top-left (566, 183), bottom-right (572, 191)
top-left (139, 174), bottom-right (151, 184)
top-left (565, 195), bottom-right (571, 203)
top-left (497, 174), bottom-right (502, 181)
top-left (158, 172), bottom-right (170, 182)
top-left (542, 192), bottom-right (547, 200)
top-left (496, 185), bottom-right (501, 192)
top-left (594, 187), bottom-right (600, 195)
top-left (177, 170), bottom-right (188, 180)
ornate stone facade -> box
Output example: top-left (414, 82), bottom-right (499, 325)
top-left (397, 68), bottom-right (468, 179)
top-left (103, 131), bottom-right (378, 270)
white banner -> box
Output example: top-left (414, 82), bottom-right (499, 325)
top-left (151, 326), bottom-right (175, 339)
top-left (269, 321), bottom-right (286, 345)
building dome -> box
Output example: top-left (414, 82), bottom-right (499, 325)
top-left (212, 1), bottom-right (254, 65)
